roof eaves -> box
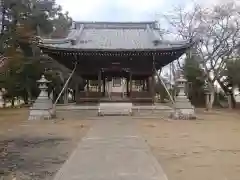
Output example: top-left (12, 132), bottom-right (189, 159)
top-left (39, 43), bottom-right (192, 52)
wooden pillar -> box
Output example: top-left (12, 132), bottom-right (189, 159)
top-left (87, 80), bottom-right (89, 91)
top-left (152, 73), bottom-right (155, 102)
top-left (126, 77), bottom-right (129, 96)
top-left (129, 72), bottom-right (132, 97)
top-left (146, 78), bottom-right (150, 92)
top-left (63, 86), bottom-right (68, 104)
top-left (86, 79), bottom-right (89, 97)
top-left (103, 77), bottom-right (106, 97)
top-left (143, 79), bottom-right (146, 91)
top-left (75, 83), bottom-right (79, 103)
top-left (148, 75), bottom-right (155, 103)
top-left (98, 70), bottom-right (102, 95)
top-left (148, 76), bottom-right (152, 94)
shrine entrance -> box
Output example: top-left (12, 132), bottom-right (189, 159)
top-left (101, 68), bottom-right (131, 102)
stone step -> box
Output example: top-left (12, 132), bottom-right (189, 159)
top-left (98, 103), bottom-right (133, 116)
top-left (56, 104), bottom-right (173, 118)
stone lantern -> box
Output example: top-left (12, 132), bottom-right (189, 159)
top-left (177, 74), bottom-right (187, 96)
top-left (28, 75), bottom-right (54, 120)
top-left (233, 86), bottom-right (240, 103)
top-left (170, 74), bottom-right (196, 120)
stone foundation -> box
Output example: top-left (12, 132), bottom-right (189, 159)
top-left (170, 109), bottom-right (196, 120)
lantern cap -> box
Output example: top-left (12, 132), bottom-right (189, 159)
top-left (37, 75), bottom-right (51, 83)
top-left (176, 74), bottom-right (187, 83)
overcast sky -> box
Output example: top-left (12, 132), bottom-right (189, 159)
top-left (56, 0), bottom-right (226, 22)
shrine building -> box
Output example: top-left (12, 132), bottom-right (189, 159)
top-left (39, 21), bottom-right (193, 104)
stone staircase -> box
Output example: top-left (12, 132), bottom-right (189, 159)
top-left (56, 103), bottom-right (173, 119)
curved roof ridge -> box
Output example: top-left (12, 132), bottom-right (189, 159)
top-left (74, 21), bottom-right (157, 24)
top-left (73, 21), bottom-right (158, 29)
top-left (41, 38), bottom-right (70, 44)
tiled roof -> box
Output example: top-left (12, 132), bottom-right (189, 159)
top-left (40, 21), bottom-right (191, 51)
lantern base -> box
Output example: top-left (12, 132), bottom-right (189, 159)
top-left (170, 95), bottom-right (196, 120)
top-left (170, 108), bottom-right (196, 120)
top-left (28, 109), bottom-right (55, 120)
top-left (28, 97), bottom-right (54, 120)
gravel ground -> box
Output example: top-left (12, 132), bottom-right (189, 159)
top-left (0, 109), bottom-right (91, 180)
top-left (138, 109), bottom-right (240, 180)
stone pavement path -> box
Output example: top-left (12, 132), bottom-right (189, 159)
top-left (54, 117), bottom-right (168, 180)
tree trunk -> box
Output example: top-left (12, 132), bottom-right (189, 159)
top-left (11, 98), bottom-right (15, 107)
top-left (231, 93), bottom-right (236, 108)
top-left (23, 94), bottom-right (29, 104)
top-left (207, 81), bottom-right (215, 110)
top-left (228, 94), bottom-right (233, 109)
top-left (209, 91), bottom-right (214, 109)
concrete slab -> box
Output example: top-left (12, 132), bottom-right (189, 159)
top-left (54, 117), bottom-right (168, 180)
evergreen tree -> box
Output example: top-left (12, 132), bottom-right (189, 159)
top-left (0, 0), bottom-right (72, 104)
top-left (183, 51), bottom-right (205, 106)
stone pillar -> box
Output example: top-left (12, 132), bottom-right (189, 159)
top-left (28, 75), bottom-right (54, 120)
top-left (170, 74), bottom-right (196, 120)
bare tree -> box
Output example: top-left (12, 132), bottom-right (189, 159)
top-left (163, 1), bottom-right (240, 107)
